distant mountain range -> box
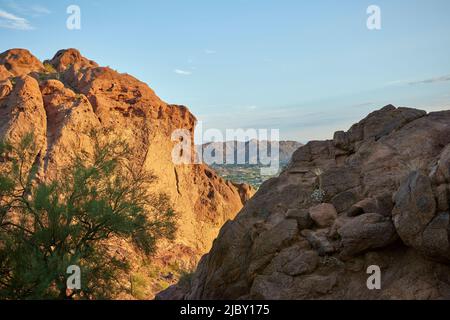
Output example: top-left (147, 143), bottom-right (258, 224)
top-left (198, 140), bottom-right (303, 165)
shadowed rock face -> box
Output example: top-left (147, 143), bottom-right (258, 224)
top-left (0, 48), bottom-right (254, 298)
top-left (158, 105), bottom-right (450, 300)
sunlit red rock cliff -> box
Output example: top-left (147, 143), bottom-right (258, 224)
top-left (0, 48), bottom-right (253, 298)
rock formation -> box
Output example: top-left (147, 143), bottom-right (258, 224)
top-left (159, 105), bottom-right (450, 300)
top-left (0, 48), bottom-right (253, 298)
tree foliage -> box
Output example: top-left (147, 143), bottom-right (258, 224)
top-left (0, 131), bottom-right (177, 299)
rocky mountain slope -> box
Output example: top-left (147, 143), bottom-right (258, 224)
top-left (0, 48), bottom-right (253, 298)
top-left (159, 105), bottom-right (450, 300)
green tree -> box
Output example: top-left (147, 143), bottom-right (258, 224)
top-left (0, 131), bottom-right (177, 299)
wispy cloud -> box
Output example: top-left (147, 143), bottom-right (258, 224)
top-left (0, 9), bottom-right (33, 30)
top-left (29, 5), bottom-right (50, 16)
top-left (4, 1), bottom-right (51, 17)
top-left (408, 75), bottom-right (450, 86)
top-left (385, 79), bottom-right (407, 86)
top-left (351, 102), bottom-right (375, 108)
top-left (205, 49), bottom-right (216, 55)
top-left (174, 69), bottom-right (192, 76)
top-left (386, 75), bottom-right (450, 87)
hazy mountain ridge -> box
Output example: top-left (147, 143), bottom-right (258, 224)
top-left (199, 140), bottom-right (303, 165)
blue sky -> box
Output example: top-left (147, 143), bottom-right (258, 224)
top-left (1, 0), bottom-right (450, 142)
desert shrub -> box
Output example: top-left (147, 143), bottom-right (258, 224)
top-left (311, 188), bottom-right (326, 203)
top-left (130, 273), bottom-right (150, 300)
top-left (0, 130), bottom-right (177, 299)
top-left (43, 62), bottom-right (57, 74)
top-left (311, 168), bottom-right (325, 203)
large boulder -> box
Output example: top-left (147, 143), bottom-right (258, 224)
top-left (0, 65), bottom-right (13, 81)
top-left (0, 49), bottom-right (44, 76)
top-left (338, 213), bottom-right (398, 258)
top-left (433, 145), bottom-right (450, 184)
top-left (0, 75), bottom-right (47, 175)
top-left (46, 48), bottom-right (98, 72)
top-left (348, 194), bottom-right (393, 217)
top-left (301, 229), bottom-right (336, 256)
top-left (331, 190), bottom-right (359, 213)
top-left (392, 171), bottom-right (436, 249)
top-left (286, 208), bottom-right (313, 230)
top-left (0, 79), bottom-right (12, 99)
top-left (333, 105), bottom-right (426, 151)
top-left (422, 212), bottom-right (450, 261)
top-left (263, 246), bottom-right (319, 276)
top-left (392, 170), bottom-right (450, 262)
top-left (249, 219), bottom-right (299, 275)
top-left (309, 203), bottom-right (338, 227)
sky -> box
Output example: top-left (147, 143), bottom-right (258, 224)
top-left (1, 0), bottom-right (450, 143)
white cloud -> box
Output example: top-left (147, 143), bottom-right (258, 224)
top-left (4, 1), bottom-right (50, 17)
top-left (205, 49), bottom-right (216, 55)
top-left (29, 5), bottom-right (51, 16)
top-left (0, 9), bottom-right (33, 30)
top-left (174, 69), bottom-right (192, 76)
top-left (385, 79), bottom-right (407, 86)
top-left (386, 75), bottom-right (450, 87)
top-left (408, 75), bottom-right (450, 85)
top-left (351, 102), bottom-right (374, 108)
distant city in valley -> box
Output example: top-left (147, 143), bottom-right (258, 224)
top-left (199, 140), bottom-right (303, 188)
